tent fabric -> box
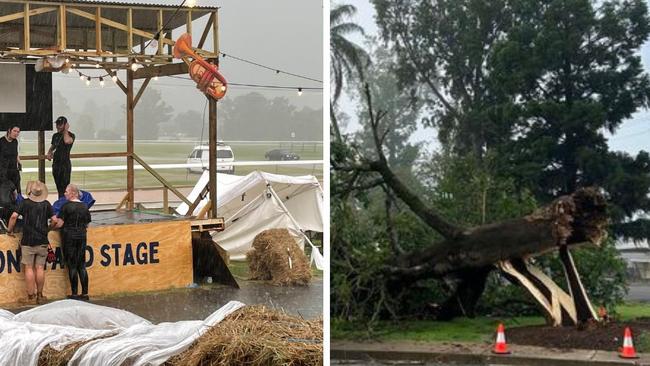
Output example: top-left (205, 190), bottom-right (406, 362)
top-left (176, 171), bottom-right (323, 232)
top-left (0, 300), bottom-right (245, 366)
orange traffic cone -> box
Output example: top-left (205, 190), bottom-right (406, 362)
top-left (492, 323), bottom-right (511, 354)
top-left (619, 327), bottom-right (639, 359)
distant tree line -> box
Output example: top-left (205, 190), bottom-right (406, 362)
top-left (52, 90), bottom-right (323, 141)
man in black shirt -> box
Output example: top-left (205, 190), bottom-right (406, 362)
top-left (57, 184), bottom-right (92, 301)
top-left (0, 126), bottom-right (21, 194)
top-left (47, 116), bottom-right (75, 198)
top-left (7, 181), bottom-right (58, 305)
top-left (0, 178), bottom-right (16, 229)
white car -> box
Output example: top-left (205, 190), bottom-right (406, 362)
top-left (186, 144), bottom-right (235, 174)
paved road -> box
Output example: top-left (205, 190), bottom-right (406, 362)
top-left (626, 282), bottom-right (650, 302)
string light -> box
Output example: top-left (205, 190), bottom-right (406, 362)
top-left (297, 87), bottom-right (303, 96)
top-left (112, 74), bottom-right (118, 83)
top-left (79, 72), bottom-right (84, 81)
top-left (154, 76), bottom-right (159, 81)
top-left (186, 0), bottom-right (196, 7)
top-left (131, 62), bottom-right (139, 72)
top-left (219, 51), bottom-right (322, 83)
top-left (85, 76), bottom-right (90, 86)
top-left (95, 64), bottom-right (100, 69)
top-left (65, 58), bottom-right (70, 63)
top-left (221, 85), bottom-right (226, 91)
top-left (99, 77), bottom-right (105, 87)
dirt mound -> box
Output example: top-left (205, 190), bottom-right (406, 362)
top-left (165, 305), bottom-right (322, 365)
top-left (247, 228), bottom-right (312, 286)
top-left (508, 319), bottom-right (650, 351)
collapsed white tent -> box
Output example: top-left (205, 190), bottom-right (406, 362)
top-left (176, 171), bottom-right (324, 267)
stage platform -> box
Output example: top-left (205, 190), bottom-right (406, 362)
top-left (0, 210), bottom-right (200, 307)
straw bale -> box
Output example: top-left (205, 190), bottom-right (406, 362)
top-left (246, 228), bottom-right (312, 286)
top-left (165, 305), bottom-right (323, 366)
top-left (38, 340), bottom-right (90, 366)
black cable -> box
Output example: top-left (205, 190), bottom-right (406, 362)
top-left (167, 75), bottom-right (322, 90)
top-left (220, 51), bottom-right (322, 83)
top-left (142, 0), bottom-right (189, 52)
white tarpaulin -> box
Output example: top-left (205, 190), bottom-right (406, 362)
top-left (0, 300), bottom-right (245, 366)
top-left (176, 171), bottom-right (324, 267)
top-left (176, 171), bottom-right (323, 232)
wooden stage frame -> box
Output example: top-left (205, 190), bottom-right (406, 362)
top-left (0, 0), bottom-right (222, 218)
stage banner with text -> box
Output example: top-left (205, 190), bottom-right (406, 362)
top-left (0, 220), bottom-right (193, 304)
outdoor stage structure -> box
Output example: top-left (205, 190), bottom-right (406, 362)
top-left (0, 0), bottom-right (234, 305)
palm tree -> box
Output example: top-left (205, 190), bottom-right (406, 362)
top-left (330, 4), bottom-right (370, 141)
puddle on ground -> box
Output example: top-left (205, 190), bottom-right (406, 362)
top-left (13, 278), bottom-right (323, 323)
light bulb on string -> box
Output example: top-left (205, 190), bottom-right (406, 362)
top-left (186, 0), bottom-right (196, 8)
top-left (154, 76), bottom-right (159, 81)
top-left (131, 62), bottom-right (138, 72)
top-left (99, 77), bottom-right (105, 87)
top-left (85, 77), bottom-right (91, 86)
top-left (95, 63), bottom-right (100, 69)
top-left (79, 73), bottom-right (84, 81)
top-left (65, 58), bottom-right (70, 64)
top-left (297, 87), bottom-right (303, 96)
top-left (112, 74), bottom-right (118, 83)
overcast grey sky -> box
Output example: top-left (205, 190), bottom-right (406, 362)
top-left (340, 0), bottom-right (649, 156)
top-left (51, 0), bottom-right (323, 135)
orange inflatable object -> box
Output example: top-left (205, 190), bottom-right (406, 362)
top-left (173, 33), bottom-right (227, 100)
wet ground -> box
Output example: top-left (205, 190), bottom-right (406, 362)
top-left (12, 278), bottom-right (323, 322)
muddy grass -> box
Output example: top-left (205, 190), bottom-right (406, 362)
top-left (508, 319), bottom-right (650, 351)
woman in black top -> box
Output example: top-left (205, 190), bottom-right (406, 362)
top-left (57, 184), bottom-right (92, 300)
top-left (0, 126), bottom-right (21, 194)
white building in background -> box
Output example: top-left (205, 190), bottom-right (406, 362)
top-left (616, 240), bottom-right (650, 281)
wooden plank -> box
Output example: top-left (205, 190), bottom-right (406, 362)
top-left (132, 153), bottom-right (192, 206)
top-left (95, 6), bottom-right (101, 52)
top-left (127, 68), bottom-right (134, 210)
top-left (23, 3), bottom-right (29, 51)
top-left (132, 77), bottom-right (151, 108)
top-left (187, 185), bottom-right (208, 217)
top-left (115, 192), bottom-right (129, 210)
top-left (59, 4), bottom-right (66, 50)
top-left (213, 10), bottom-right (218, 56)
top-left (0, 6), bottom-right (56, 25)
top-left (186, 10), bottom-right (192, 36)
top-left (21, 152), bottom-right (129, 160)
top-left (104, 68), bottom-right (127, 94)
top-left (157, 9), bottom-right (163, 55)
top-left (127, 7), bottom-right (133, 50)
top-left (0, 0), bottom-right (218, 12)
top-left (0, 221), bottom-right (194, 304)
top-left (195, 200), bottom-right (212, 220)
top-left (208, 97), bottom-right (217, 219)
top-left (197, 12), bottom-right (213, 49)
top-left (133, 62), bottom-right (188, 80)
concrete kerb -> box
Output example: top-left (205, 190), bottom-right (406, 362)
top-left (331, 341), bottom-right (650, 366)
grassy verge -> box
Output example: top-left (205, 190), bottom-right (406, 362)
top-left (331, 303), bottom-right (650, 343)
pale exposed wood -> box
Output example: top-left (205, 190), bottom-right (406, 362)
top-left (197, 12), bottom-right (213, 49)
top-left (132, 77), bottom-right (151, 108)
top-left (132, 62), bottom-right (188, 80)
top-left (190, 218), bottom-right (225, 232)
top-left (187, 185), bottom-right (208, 218)
top-left (132, 153), bottom-right (192, 207)
top-left (186, 10), bottom-right (192, 36)
top-left (104, 68), bottom-right (128, 94)
top-left (0, 6), bottom-right (56, 25)
top-left (95, 6), bottom-right (101, 53)
top-left (23, 3), bottom-right (29, 51)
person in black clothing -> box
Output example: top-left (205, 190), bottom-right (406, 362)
top-left (56, 184), bottom-right (91, 301)
top-left (0, 126), bottom-right (21, 194)
top-left (47, 116), bottom-right (75, 198)
top-left (0, 178), bottom-right (16, 229)
top-left (7, 181), bottom-right (58, 305)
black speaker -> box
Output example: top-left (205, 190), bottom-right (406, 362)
top-left (0, 64), bottom-right (53, 132)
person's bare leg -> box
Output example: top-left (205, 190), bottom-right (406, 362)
top-left (35, 265), bottom-right (45, 295)
top-left (23, 264), bottom-right (35, 296)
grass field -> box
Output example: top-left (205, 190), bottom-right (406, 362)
top-left (18, 140), bottom-right (323, 190)
top-left (331, 303), bottom-right (650, 351)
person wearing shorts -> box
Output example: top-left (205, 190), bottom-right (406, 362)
top-left (7, 181), bottom-right (57, 305)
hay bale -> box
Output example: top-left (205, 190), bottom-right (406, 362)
top-left (165, 305), bottom-right (322, 366)
top-left (38, 340), bottom-right (90, 366)
top-left (246, 229), bottom-right (312, 286)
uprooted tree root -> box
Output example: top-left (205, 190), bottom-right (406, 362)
top-left (166, 305), bottom-right (323, 366)
top-left (247, 228), bottom-right (312, 286)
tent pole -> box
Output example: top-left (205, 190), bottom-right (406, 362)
top-left (126, 66), bottom-right (134, 209)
